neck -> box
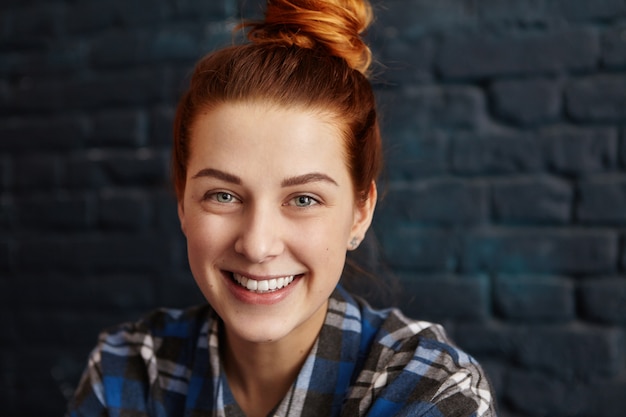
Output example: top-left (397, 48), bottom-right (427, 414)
top-left (220, 300), bottom-right (328, 417)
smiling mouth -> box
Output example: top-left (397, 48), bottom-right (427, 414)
top-left (231, 273), bottom-right (297, 293)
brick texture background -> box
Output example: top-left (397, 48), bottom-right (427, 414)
top-left (2, 0), bottom-right (626, 416)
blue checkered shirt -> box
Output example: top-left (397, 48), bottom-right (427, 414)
top-left (66, 286), bottom-right (496, 416)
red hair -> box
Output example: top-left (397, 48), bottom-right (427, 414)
top-left (172, 0), bottom-right (381, 204)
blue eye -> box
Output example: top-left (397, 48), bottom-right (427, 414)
top-left (211, 192), bottom-right (237, 203)
top-left (292, 195), bottom-right (318, 207)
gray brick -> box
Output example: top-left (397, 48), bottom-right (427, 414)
top-left (169, 66), bottom-right (193, 102)
top-left (151, 29), bottom-right (201, 62)
top-left (10, 78), bottom-right (68, 112)
top-left (16, 194), bottom-right (92, 231)
top-left (68, 150), bottom-right (168, 188)
top-left (580, 278), bottom-right (626, 324)
top-left (6, 43), bottom-right (86, 78)
top-left (541, 126), bottom-right (618, 175)
top-left (0, 80), bottom-right (8, 110)
top-left (11, 363), bottom-right (68, 415)
top-left (371, 35), bottom-right (435, 85)
top-left (0, 196), bottom-right (14, 231)
top-left (149, 106), bottom-right (175, 146)
top-left (238, 0), bottom-right (264, 20)
top-left (0, 304), bottom-right (17, 345)
top-left (101, 150), bottom-right (169, 186)
top-left (18, 234), bottom-right (175, 273)
top-left (68, 0), bottom-right (170, 33)
top-left (378, 85), bottom-right (485, 131)
top-left (14, 154), bottom-right (62, 190)
top-left (474, 0), bottom-right (552, 24)
top-left (383, 131), bottom-right (448, 181)
top-left (621, 128), bottom-right (626, 168)
top-left (107, 0), bottom-right (172, 26)
top-left (199, 21), bottom-right (239, 54)
top-left (5, 4), bottom-right (64, 48)
top-left (372, 0), bottom-right (472, 36)
top-left (461, 230), bottom-right (618, 274)
top-left (0, 116), bottom-right (88, 152)
top-left (175, 0), bottom-right (232, 19)
top-left (379, 179), bottom-right (488, 226)
top-left (376, 227), bottom-right (458, 271)
top-left (517, 326), bottom-right (623, 378)
top-left (0, 240), bottom-right (11, 272)
top-left (566, 74), bottom-right (626, 122)
top-left (67, 1), bottom-right (117, 34)
top-left (451, 132), bottom-right (543, 175)
top-left (551, 0), bottom-right (626, 21)
top-left (66, 152), bottom-right (109, 189)
top-left (494, 275), bottom-right (575, 321)
top-left (65, 69), bottom-right (168, 110)
top-left (156, 273), bottom-right (206, 308)
top-left (89, 31), bottom-right (151, 69)
top-left (154, 190), bottom-right (180, 232)
top-left (91, 109), bottom-right (148, 148)
top-left (578, 176), bottom-right (626, 224)
top-left (19, 311), bottom-right (103, 347)
top-left (398, 273), bottom-right (489, 322)
top-left (505, 369), bottom-right (589, 417)
top-left (98, 190), bottom-right (152, 231)
top-left (490, 78), bottom-right (561, 126)
top-left (452, 127), bottom-right (618, 176)
top-left (602, 25), bottom-right (626, 68)
top-left (492, 176), bottom-right (573, 224)
top-left (89, 30), bottom-right (200, 69)
top-left (0, 156), bottom-right (11, 189)
top-left (454, 323), bottom-right (518, 358)
top-left (438, 28), bottom-right (599, 80)
top-left (586, 380), bottom-right (626, 417)
top-left (17, 273), bottom-right (157, 310)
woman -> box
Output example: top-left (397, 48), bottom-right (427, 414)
top-left (67, 0), bottom-right (497, 416)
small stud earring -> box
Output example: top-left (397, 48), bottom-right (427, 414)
top-left (349, 237), bottom-right (359, 249)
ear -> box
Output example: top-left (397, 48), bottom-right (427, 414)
top-left (177, 201), bottom-right (187, 235)
top-left (348, 181), bottom-right (377, 250)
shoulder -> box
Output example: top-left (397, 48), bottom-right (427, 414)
top-left (88, 303), bottom-right (214, 380)
top-left (340, 291), bottom-right (496, 416)
top-left (333, 287), bottom-right (456, 355)
top-left (97, 304), bottom-right (212, 351)
top-left (68, 304), bottom-right (215, 413)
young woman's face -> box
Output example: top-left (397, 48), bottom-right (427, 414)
top-left (178, 102), bottom-right (375, 345)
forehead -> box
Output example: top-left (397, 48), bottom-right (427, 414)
top-left (188, 102), bottom-right (350, 177)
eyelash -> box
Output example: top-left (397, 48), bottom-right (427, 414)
top-left (287, 195), bottom-right (320, 208)
top-left (202, 192), bottom-right (320, 208)
top-left (204, 191), bottom-right (240, 204)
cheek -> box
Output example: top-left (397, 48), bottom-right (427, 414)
top-left (185, 216), bottom-right (232, 258)
top-left (292, 216), bottom-right (351, 261)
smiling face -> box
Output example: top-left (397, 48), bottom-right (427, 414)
top-left (178, 102), bottom-right (376, 345)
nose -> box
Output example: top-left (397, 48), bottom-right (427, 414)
top-left (234, 203), bottom-right (285, 263)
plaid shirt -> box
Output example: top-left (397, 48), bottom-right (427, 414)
top-left (67, 286), bottom-right (496, 417)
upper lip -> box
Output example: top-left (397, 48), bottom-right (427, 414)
top-left (228, 270), bottom-right (301, 281)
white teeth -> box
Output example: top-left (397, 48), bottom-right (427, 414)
top-left (233, 273), bottom-right (295, 293)
top-left (246, 279), bottom-right (257, 291)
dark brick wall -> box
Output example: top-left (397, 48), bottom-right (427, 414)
top-left (1, 1), bottom-right (625, 416)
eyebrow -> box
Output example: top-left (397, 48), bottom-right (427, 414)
top-left (281, 173), bottom-right (338, 187)
top-left (192, 168), bottom-right (241, 184)
top-left (191, 168), bottom-right (338, 188)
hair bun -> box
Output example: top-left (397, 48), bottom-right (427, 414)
top-left (243, 0), bottom-right (373, 75)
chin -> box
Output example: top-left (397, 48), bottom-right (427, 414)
top-left (227, 319), bottom-right (297, 344)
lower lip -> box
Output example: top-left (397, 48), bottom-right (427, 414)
top-left (223, 271), bottom-right (301, 305)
